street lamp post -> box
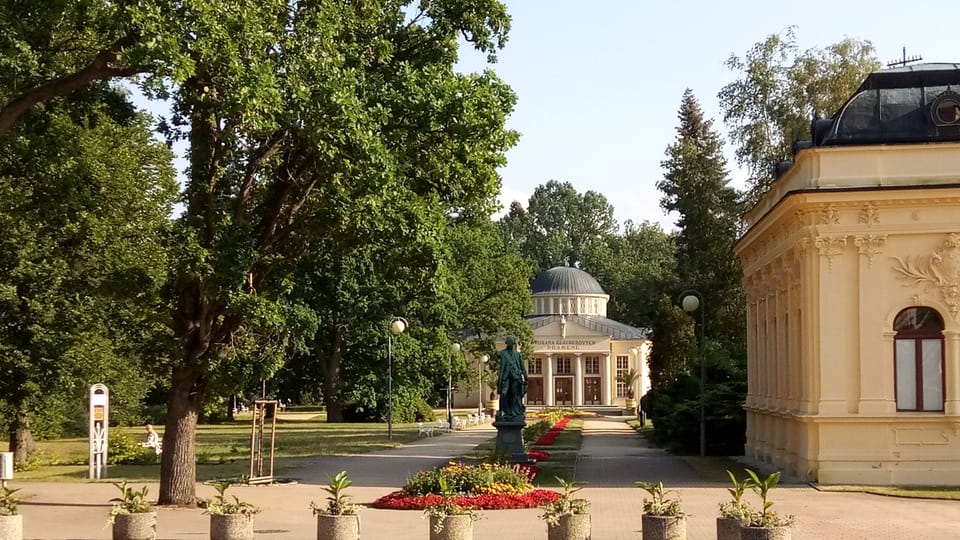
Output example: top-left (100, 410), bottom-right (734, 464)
top-left (680, 290), bottom-right (706, 457)
top-left (448, 343), bottom-right (461, 429)
top-left (388, 316), bottom-right (407, 440)
top-left (478, 354), bottom-right (488, 414)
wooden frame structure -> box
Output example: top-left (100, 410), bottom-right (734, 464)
top-left (248, 400), bottom-right (278, 484)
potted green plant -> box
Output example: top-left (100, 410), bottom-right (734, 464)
top-left (311, 471), bottom-right (360, 540)
top-left (0, 487), bottom-right (22, 540)
top-left (717, 471), bottom-right (752, 540)
top-left (636, 481), bottom-right (685, 540)
top-left (423, 478), bottom-right (477, 540)
top-left (204, 481), bottom-right (260, 540)
top-left (618, 368), bottom-right (641, 409)
top-left (108, 482), bottom-right (156, 540)
top-left (741, 470), bottom-right (794, 540)
top-left (539, 477), bottom-right (590, 540)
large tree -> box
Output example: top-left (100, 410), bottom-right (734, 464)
top-left (718, 28), bottom-right (879, 202)
top-left (0, 85), bottom-right (177, 463)
top-left (498, 180), bottom-right (617, 272)
top-left (155, 0), bottom-right (516, 504)
top-left (658, 89), bottom-right (744, 351)
top-left (648, 90), bottom-right (747, 454)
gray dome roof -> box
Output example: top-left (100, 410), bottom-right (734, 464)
top-left (531, 267), bottom-right (606, 295)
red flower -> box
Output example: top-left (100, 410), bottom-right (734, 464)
top-left (527, 450), bottom-right (549, 462)
top-left (372, 489), bottom-right (560, 510)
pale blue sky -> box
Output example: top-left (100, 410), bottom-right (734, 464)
top-left (456, 0), bottom-right (958, 228)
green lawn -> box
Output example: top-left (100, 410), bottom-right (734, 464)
top-left (15, 411), bottom-right (425, 482)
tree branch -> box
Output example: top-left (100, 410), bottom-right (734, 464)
top-left (0, 32), bottom-right (145, 139)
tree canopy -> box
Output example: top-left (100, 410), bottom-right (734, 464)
top-left (718, 28), bottom-right (880, 203)
top-left (498, 180), bottom-right (617, 272)
top-left (0, 83), bottom-right (177, 463)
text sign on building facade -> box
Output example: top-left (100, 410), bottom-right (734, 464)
top-left (88, 384), bottom-right (109, 479)
top-left (534, 338), bottom-right (608, 351)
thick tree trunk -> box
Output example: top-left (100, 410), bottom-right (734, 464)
top-left (321, 326), bottom-right (346, 423)
top-left (159, 363), bottom-right (203, 505)
top-left (8, 411), bottom-right (36, 465)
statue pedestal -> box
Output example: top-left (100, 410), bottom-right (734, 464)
top-left (493, 420), bottom-right (530, 464)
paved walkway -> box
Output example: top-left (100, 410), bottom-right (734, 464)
top-left (11, 416), bottom-right (960, 538)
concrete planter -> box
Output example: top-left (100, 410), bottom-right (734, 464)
top-left (112, 511), bottom-right (156, 540)
top-left (0, 514), bottom-right (23, 540)
top-left (716, 517), bottom-right (742, 540)
top-left (316, 514), bottom-right (360, 540)
top-left (641, 514), bottom-right (686, 540)
top-left (740, 526), bottom-right (791, 540)
top-left (428, 514), bottom-right (473, 540)
top-left (210, 514), bottom-right (254, 540)
top-left (547, 513), bottom-right (591, 540)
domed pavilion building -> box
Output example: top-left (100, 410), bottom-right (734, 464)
top-left (519, 266), bottom-right (650, 408)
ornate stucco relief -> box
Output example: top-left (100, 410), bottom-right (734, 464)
top-left (854, 234), bottom-right (887, 269)
top-left (819, 204), bottom-right (840, 225)
top-left (859, 202), bottom-right (880, 225)
top-left (815, 235), bottom-right (847, 271)
top-left (891, 232), bottom-right (960, 318)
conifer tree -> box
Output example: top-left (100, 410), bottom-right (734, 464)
top-left (657, 89), bottom-right (745, 354)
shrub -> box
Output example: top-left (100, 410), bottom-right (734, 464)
top-left (108, 432), bottom-right (156, 465)
top-left (402, 461), bottom-right (532, 497)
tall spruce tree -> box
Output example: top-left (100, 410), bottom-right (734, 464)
top-left (657, 89), bottom-right (745, 354)
top-left (646, 90), bottom-right (747, 455)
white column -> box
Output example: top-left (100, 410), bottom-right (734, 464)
top-left (545, 354), bottom-right (555, 407)
top-left (601, 352), bottom-right (612, 405)
top-left (574, 353), bottom-right (584, 407)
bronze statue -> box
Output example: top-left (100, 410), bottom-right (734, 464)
top-left (496, 336), bottom-right (527, 422)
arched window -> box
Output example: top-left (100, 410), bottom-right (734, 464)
top-left (894, 307), bottom-right (944, 412)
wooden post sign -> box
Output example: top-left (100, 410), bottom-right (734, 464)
top-left (88, 384), bottom-right (109, 479)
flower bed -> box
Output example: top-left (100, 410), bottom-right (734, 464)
top-left (533, 416), bottom-right (570, 446)
top-left (372, 417), bottom-right (575, 512)
top-left (373, 489), bottom-right (560, 510)
top-left (372, 461), bottom-right (555, 510)
top-left (527, 450), bottom-right (549, 462)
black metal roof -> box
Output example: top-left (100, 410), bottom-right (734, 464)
top-left (814, 63), bottom-right (960, 147)
top-left (525, 314), bottom-right (648, 340)
top-left (531, 266), bottom-right (606, 295)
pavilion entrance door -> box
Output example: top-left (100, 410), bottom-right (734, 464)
top-left (554, 377), bottom-right (573, 406)
top-left (583, 377), bottom-right (601, 405)
top-left (527, 377), bottom-right (544, 405)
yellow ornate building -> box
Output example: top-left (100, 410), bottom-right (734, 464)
top-left (735, 64), bottom-right (960, 485)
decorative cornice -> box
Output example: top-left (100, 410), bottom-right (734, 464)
top-left (891, 232), bottom-right (960, 319)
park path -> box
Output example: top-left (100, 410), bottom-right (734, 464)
top-left (11, 414), bottom-right (960, 538)
top-left (574, 415), bottom-right (960, 540)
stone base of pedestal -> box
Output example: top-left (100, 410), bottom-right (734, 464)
top-left (493, 420), bottom-right (530, 464)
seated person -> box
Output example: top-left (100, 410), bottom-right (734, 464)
top-left (140, 424), bottom-right (162, 454)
